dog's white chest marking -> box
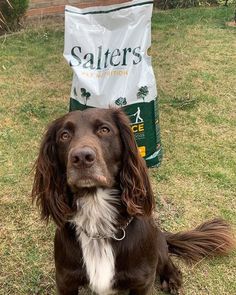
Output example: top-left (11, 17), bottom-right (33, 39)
top-left (79, 233), bottom-right (116, 295)
top-left (72, 189), bottom-right (119, 295)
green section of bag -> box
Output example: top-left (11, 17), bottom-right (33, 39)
top-left (70, 98), bottom-right (163, 167)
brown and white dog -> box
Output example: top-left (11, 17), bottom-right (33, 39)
top-left (32, 108), bottom-right (235, 295)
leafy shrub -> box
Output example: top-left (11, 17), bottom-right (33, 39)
top-left (0, 0), bottom-right (29, 32)
top-left (155, 0), bottom-right (196, 9)
top-left (154, 0), bottom-right (223, 9)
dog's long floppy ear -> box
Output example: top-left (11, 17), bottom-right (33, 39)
top-left (112, 109), bottom-right (155, 217)
top-left (31, 116), bottom-right (71, 227)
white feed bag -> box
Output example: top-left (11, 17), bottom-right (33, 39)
top-left (64, 0), bottom-right (162, 167)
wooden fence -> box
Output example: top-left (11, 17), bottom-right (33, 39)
top-left (27, 0), bottom-right (129, 17)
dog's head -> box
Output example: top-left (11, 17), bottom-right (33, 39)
top-left (32, 108), bottom-right (154, 226)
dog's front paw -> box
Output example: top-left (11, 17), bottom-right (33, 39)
top-left (160, 270), bottom-right (182, 295)
top-left (160, 279), bottom-right (182, 295)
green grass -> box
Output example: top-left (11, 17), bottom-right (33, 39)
top-left (0, 5), bottom-right (236, 295)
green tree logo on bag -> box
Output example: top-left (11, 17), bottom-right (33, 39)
top-left (81, 88), bottom-right (91, 106)
top-left (137, 86), bottom-right (149, 102)
top-left (115, 97), bottom-right (127, 107)
top-left (73, 87), bottom-right (91, 106)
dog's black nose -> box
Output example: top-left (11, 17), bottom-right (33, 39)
top-left (71, 147), bottom-right (96, 168)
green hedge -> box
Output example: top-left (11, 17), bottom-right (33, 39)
top-left (154, 0), bottom-right (229, 9)
top-left (0, 0), bottom-right (29, 32)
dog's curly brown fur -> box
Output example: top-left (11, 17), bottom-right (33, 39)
top-left (32, 108), bottom-right (235, 295)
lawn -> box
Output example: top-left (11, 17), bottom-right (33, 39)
top-left (0, 5), bottom-right (235, 295)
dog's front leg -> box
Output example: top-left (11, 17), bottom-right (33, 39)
top-left (56, 286), bottom-right (78, 295)
top-left (129, 285), bottom-right (154, 295)
top-left (56, 272), bottom-right (80, 295)
top-left (129, 274), bottom-right (155, 295)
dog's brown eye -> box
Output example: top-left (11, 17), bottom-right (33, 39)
top-left (60, 131), bottom-right (71, 141)
top-left (97, 126), bottom-right (110, 136)
top-left (100, 126), bottom-right (110, 134)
